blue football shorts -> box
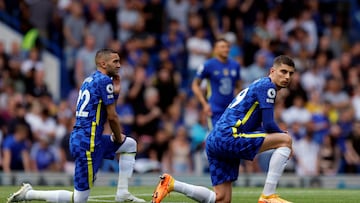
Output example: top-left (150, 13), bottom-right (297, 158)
top-left (205, 130), bottom-right (265, 186)
top-left (70, 134), bottom-right (121, 191)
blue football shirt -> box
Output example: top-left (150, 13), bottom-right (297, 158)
top-left (72, 70), bottom-right (117, 151)
top-left (215, 77), bottom-right (277, 135)
top-left (195, 58), bottom-right (241, 115)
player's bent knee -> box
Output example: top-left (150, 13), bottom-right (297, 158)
top-left (117, 136), bottom-right (137, 153)
top-left (215, 192), bottom-right (231, 203)
top-left (73, 189), bottom-right (90, 203)
top-left (215, 195), bottom-right (231, 203)
top-left (282, 133), bottom-right (292, 147)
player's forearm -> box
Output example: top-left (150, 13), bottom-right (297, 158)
top-left (108, 116), bottom-right (123, 143)
top-left (2, 150), bottom-right (12, 172)
top-left (192, 81), bottom-right (207, 107)
top-left (262, 108), bottom-right (283, 133)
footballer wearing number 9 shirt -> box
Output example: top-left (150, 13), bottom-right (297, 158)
top-left (152, 55), bottom-right (294, 203)
top-left (8, 49), bottom-right (145, 203)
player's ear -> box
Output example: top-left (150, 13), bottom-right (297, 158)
top-left (269, 67), bottom-right (275, 73)
top-left (100, 60), bottom-right (106, 68)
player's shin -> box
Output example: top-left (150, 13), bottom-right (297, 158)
top-left (174, 180), bottom-right (216, 203)
top-left (115, 137), bottom-right (136, 195)
top-left (28, 190), bottom-right (73, 202)
top-left (263, 147), bottom-right (291, 196)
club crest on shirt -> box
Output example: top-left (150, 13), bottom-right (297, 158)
top-left (223, 68), bottom-right (229, 76)
top-left (231, 69), bottom-right (237, 76)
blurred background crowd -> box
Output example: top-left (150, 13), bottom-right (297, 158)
top-left (0, 0), bottom-right (360, 178)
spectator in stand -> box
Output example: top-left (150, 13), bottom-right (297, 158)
top-left (143, 0), bottom-right (165, 36)
top-left (6, 45), bottom-right (26, 95)
top-left (165, 0), bottom-right (189, 31)
top-left (7, 102), bottom-right (33, 142)
top-left (242, 51), bottom-right (268, 87)
top-left (329, 25), bottom-right (348, 59)
top-left (338, 51), bottom-right (352, 82)
top-left (306, 90), bottom-right (331, 144)
top-left (0, 82), bottom-right (17, 124)
top-left (187, 12), bottom-right (204, 37)
top-left (127, 65), bottom-right (147, 115)
top-left (2, 123), bottom-right (31, 172)
top-left (25, 0), bottom-right (54, 39)
top-left (322, 76), bottom-right (350, 110)
top-left (183, 95), bottom-right (200, 129)
top-left (219, 0), bottom-right (242, 34)
top-left (132, 18), bottom-right (157, 55)
top-left (198, 0), bottom-right (221, 39)
top-left (224, 32), bottom-right (243, 66)
top-left (314, 35), bottom-right (335, 61)
top-left (25, 102), bottom-right (56, 143)
top-left (134, 86), bottom-right (162, 141)
top-left (20, 48), bottom-right (45, 95)
top-left (344, 120), bottom-right (360, 173)
top-left (0, 124), bottom-right (3, 169)
top-left (74, 34), bottom-right (97, 87)
top-left (30, 136), bottom-right (60, 172)
top-left (293, 123), bottom-right (320, 176)
top-left (88, 9), bottom-right (112, 50)
top-left (0, 40), bottom-right (9, 72)
top-left (123, 38), bottom-right (143, 67)
top-left (265, 9), bottom-right (284, 41)
top-left (54, 100), bottom-right (73, 147)
top-left (281, 95), bottom-right (312, 126)
top-left (116, 94), bottom-right (135, 137)
top-left (148, 128), bottom-right (171, 172)
top-left (300, 59), bottom-right (327, 94)
top-left (160, 19), bottom-right (186, 78)
top-left (63, 1), bottom-right (86, 86)
top-left (352, 84), bottom-right (360, 121)
top-left (153, 63), bottom-right (179, 113)
top-left (189, 110), bottom-right (209, 175)
top-left (59, 117), bottom-right (76, 175)
top-left (319, 134), bottom-right (341, 175)
top-left (186, 28), bottom-right (212, 85)
top-left (117, 0), bottom-right (141, 43)
top-left (168, 125), bottom-right (192, 174)
top-left (162, 101), bottom-right (183, 137)
top-left (283, 8), bottom-right (318, 56)
top-left (8, 40), bottom-right (24, 70)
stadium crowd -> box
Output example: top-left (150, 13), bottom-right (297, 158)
top-left (0, 0), bottom-right (360, 177)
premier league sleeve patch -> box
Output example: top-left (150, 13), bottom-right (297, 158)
top-left (266, 88), bottom-right (276, 104)
top-left (106, 84), bottom-right (114, 99)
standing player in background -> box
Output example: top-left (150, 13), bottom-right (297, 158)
top-left (152, 55), bottom-right (295, 203)
top-left (8, 49), bottom-right (145, 203)
top-left (192, 38), bottom-right (242, 130)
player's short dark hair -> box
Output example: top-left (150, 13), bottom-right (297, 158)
top-left (95, 48), bottom-right (118, 65)
top-left (214, 38), bottom-right (229, 46)
top-left (96, 48), bottom-right (118, 58)
top-left (273, 55), bottom-right (295, 68)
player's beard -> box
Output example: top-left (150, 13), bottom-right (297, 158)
top-left (219, 53), bottom-right (228, 62)
top-left (107, 66), bottom-right (119, 77)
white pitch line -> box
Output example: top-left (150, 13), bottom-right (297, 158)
top-left (87, 198), bottom-right (117, 202)
top-left (89, 193), bottom-right (191, 203)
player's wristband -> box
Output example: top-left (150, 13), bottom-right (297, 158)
top-left (114, 94), bottom-right (119, 100)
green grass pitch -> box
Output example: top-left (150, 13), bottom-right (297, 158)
top-left (1, 185), bottom-right (359, 202)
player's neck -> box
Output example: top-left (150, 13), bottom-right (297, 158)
top-left (97, 68), bottom-right (107, 75)
top-left (268, 76), bottom-right (282, 91)
top-left (215, 56), bottom-right (228, 63)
